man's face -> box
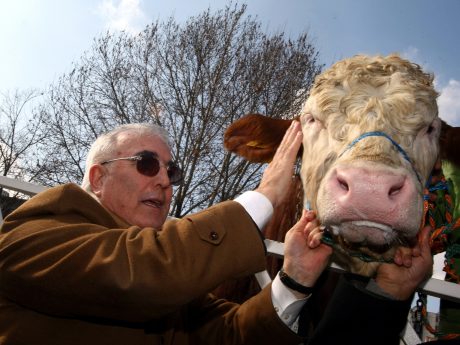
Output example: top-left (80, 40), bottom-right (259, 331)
top-left (93, 132), bottom-right (174, 229)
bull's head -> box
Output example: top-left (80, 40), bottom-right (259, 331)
top-left (224, 54), bottom-right (460, 276)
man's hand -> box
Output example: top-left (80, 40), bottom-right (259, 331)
top-left (256, 121), bottom-right (302, 208)
top-left (282, 210), bottom-right (333, 297)
top-left (375, 225), bottom-right (434, 300)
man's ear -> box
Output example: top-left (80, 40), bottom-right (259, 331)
top-left (88, 164), bottom-right (106, 197)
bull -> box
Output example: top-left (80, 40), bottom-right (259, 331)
top-left (224, 54), bottom-right (460, 277)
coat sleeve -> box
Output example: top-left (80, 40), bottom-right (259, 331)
top-left (0, 184), bottom-right (266, 322)
top-left (183, 285), bottom-right (304, 345)
top-left (308, 274), bottom-right (412, 345)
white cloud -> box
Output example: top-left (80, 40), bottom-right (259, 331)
top-left (401, 46), bottom-right (420, 62)
top-left (96, 0), bottom-right (147, 35)
top-left (401, 46), bottom-right (433, 73)
top-left (438, 79), bottom-right (460, 126)
top-left (401, 46), bottom-right (460, 126)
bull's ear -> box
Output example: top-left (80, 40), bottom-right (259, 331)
top-left (224, 113), bottom-right (294, 163)
top-left (440, 120), bottom-right (460, 167)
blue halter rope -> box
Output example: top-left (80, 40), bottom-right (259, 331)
top-left (338, 131), bottom-right (423, 185)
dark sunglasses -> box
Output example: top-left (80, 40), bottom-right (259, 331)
top-left (101, 150), bottom-right (183, 186)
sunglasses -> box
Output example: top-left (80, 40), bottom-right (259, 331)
top-left (101, 150), bottom-right (183, 186)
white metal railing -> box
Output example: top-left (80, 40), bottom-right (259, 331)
top-left (260, 239), bottom-right (460, 304)
top-left (0, 176), bottom-right (48, 196)
top-left (0, 176), bottom-right (459, 343)
top-left (0, 176), bottom-right (48, 223)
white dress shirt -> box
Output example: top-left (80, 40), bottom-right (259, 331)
top-left (235, 191), bottom-right (309, 330)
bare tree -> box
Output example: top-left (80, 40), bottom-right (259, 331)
top-left (31, 3), bottom-right (322, 216)
top-left (0, 89), bottom-right (46, 215)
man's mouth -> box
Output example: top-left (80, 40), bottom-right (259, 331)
top-left (142, 198), bottom-right (163, 208)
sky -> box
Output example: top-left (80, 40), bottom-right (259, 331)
top-left (0, 0), bottom-right (456, 310)
top-left (1, 0), bottom-right (460, 127)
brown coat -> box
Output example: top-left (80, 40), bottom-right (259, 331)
top-left (0, 183), bottom-right (302, 345)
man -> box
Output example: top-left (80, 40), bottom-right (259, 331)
top-left (0, 121), bottom-right (332, 345)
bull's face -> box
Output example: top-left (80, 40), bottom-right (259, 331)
top-left (224, 54), bottom-right (459, 277)
top-left (299, 55), bottom-right (442, 274)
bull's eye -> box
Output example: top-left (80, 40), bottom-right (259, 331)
top-left (306, 115), bottom-right (315, 124)
top-left (425, 119), bottom-right (440, 136)
top-left (301, 113), bottom-right (316, 126)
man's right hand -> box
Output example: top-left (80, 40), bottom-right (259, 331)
top-left (256, 121), bottom-right (303, 208)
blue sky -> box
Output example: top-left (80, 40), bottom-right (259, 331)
top-left (0, 0), bottom-right (453, 311)
top-left (1, 0), bottom-right (460, 126)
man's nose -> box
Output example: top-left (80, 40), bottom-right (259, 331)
top-left (155, 165), bottom-right (172, 187)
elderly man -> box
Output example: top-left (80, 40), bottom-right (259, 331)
top-left (0, 121), bottom-right (333, 345)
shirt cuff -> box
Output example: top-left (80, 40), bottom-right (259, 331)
top-left (271, 272), bottom-right (309, 329)
top-left (234, 191), bottom-right (273, 230)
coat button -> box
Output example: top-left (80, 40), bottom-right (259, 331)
top-left (209, 231), bottom-right (219, 241)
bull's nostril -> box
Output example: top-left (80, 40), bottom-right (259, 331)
top-left (338, 178), bottom-right (349, 191)
top-left (389, 185), bottom-right (403, 196)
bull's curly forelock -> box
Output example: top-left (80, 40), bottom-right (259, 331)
top-left (308, 54), bottom-right (439, 139)
top-left (313, 54), bottom-right (436, 93)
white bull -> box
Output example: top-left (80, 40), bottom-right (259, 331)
top-left (224, 54), bottom-right (459, 276)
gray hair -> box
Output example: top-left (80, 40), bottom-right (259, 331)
top-left (81, 123), bottom-right (171, 192)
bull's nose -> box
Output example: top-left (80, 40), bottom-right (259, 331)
top-left (331, 166), bottom-right (415, 216)
top-left (335, 169), bottom-right (405, 197)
